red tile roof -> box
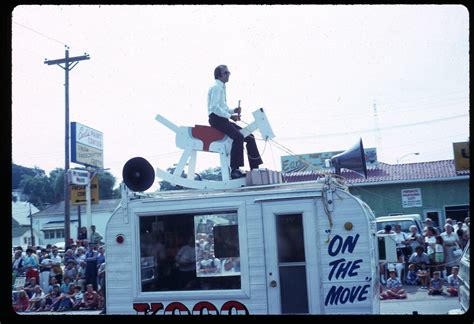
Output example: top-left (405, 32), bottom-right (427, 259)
top-left (282, 160), bottom-right (469, 184)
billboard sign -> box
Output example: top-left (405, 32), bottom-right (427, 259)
top-left (281, 148), bottom-right (378, 173)
top-left (71, 122), bottom-right (103, 168)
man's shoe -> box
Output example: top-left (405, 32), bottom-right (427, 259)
top-left (231, 169), bottom-right (246, 179)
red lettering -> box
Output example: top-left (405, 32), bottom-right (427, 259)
top-left (164, 302), bottom-right (190, 315)
top-left (133, 303), bottom-right (150, 315)
top-left (220, 301), bottom-right (249, 315)
top-left (133, 301), bottom-right (249, 315)
top-left (192, 301), bottom-right (219, 315)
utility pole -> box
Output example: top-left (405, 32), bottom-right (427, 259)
top-left (29, 202), bottom-right (35, 246)
top-left (44, 46), bottom-right (90, 247)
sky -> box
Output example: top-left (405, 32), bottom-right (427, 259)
top-left (11, 5), bottom-right (470, 191)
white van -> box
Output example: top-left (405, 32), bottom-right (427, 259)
top-left (375, 214), bottom-right (423, 234)
top-left (104, 179), bottom-right (380, 315)
top-left (458, 241), bottom-right (470, 313)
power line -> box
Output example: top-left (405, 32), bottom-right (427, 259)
top-left (13, 20), bottom-right (67, 47)
top-left (280, 113), bottom-right (468, 141)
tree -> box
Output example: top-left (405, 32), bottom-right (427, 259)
top-left (158, 166), bottom-right (222, 191)
top-left (49, 168), bottom-right (65, 203)
top-left (13, 164), bottom-right (120, 208)
top-left (98, 171), bottom-right (116, 199)
top-left (19, 173), bottom-right (54, 210)
top-left (12, 164), bottom-right (42, 189)
top-left (199, 167), bottom-right (222, 181)
top-left (158, 167), bottom-right (184, 191)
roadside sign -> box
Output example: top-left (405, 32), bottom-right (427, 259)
top-left (401, 188), bottom-right (422, 208)
top-left (67, 169), bottom-right (90, 185)
top-left (70, 175), bottom-right (99, 205)
top-left (71, 122), bottom-right (104, 168)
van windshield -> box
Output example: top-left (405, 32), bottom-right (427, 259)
top-left (376, 220), bottom-right (416, 233)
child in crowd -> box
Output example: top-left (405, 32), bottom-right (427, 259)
top-left (82, 284), bottom-right (99, 310)
top-left (71, 285), bottom-right (84, 310)
top-left (428, 271), bottom-right (444, 295)
top-left (405, 264), bottom-right (419, 285)
top-left (13, 290), bottom-right (29, 312)
top-left (416, 263), bottom-right (430, 289)
top-left (380, 270), bottom-right (407, 300)
top-left (446, 267), bottom-right (460, 297)
top-left (26, 286), bottom-right (44, 312)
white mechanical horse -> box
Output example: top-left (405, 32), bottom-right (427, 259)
top-left (155, 108), bottom-right (275, 190)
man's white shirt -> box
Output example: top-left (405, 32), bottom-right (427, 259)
top-left (208, 79), bottom-right (234, 118)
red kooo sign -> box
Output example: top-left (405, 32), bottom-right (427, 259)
top-left (133, 300), bottom-right (249, 315)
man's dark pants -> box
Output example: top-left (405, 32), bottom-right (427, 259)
top-left (208, 113), bottom-right (263, 170)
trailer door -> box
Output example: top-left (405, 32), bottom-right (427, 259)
top-left (263, 199), bottom-right (320, 314)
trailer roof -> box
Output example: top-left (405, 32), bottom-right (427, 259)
top-left (128, 178), bottom-right (346, 203)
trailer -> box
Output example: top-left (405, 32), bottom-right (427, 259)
top-left (104, 177), bottom-right (380, 315)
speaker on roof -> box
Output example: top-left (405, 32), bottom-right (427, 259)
top-left (329, 138), bottom-right (368, 178)
top-left (122, 157), bottom-right (155, 192)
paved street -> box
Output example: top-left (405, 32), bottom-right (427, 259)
top-left (380, 284), bottom-right (463, 315)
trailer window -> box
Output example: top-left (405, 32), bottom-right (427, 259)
top-left (139, 211), bottom-right (241, 292)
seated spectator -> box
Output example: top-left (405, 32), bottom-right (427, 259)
top-left (76, 261), bottom-right (87, 292)
top-left (60, 276), bottom-right (74, 295)
top-left (82, 284), bottom-right (99, 310)
top-left (71, 285), bottom-right (85, 310)
top-left (50, 264), bottom-right (63, 285)
top-left (64, 260), bottom-right (77, 281)
top-left (13, 290), bottom-right (29, 312)
top-left (408, 246), bottom-right (430, 289)
top-left (37, 284), bottom-right (61, 312)
top-left (26, 286), bottom-right (44, 312)
top-left (446, 267), bottom-right (460, 297)
top-left (56, 283), bottom-right (76, 312)
top-left (428, 271), bottom-right (444, 296)
top-left (45, 277), bottom-right (58, 295)
top-left (380, 270), bottom-right (407, 300)
top-left (23, 276), bottom-right (39, 298)
top-left (405, 264), bottom-right (420, 285)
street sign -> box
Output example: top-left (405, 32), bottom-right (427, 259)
top-left (70, 175), bottom-right (99, 205)
top-left (67, 169), bottom-right (90, 185)
top-left (71, 122), bottom-right (104, 168)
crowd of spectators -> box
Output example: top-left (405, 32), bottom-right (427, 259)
top-left (12, 226), bottom-right (106, 314)
top-left (379, 216), bottom-right (469, 300)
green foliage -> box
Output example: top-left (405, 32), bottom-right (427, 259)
top-left (12, 164), bottom-right (42, 189)
top-left (19, 173), bottom-right (54, 210)
top-left (49, 168), bottom-right (65, 202)
top-left (98, 171), bottom-right (116, 199)
top-left (199, 167), bottom-right (222, 181)
top-left (158, 167), bottom-right (184, 191)
top-left (13, 163), bottom-right (119, 208)
top-left (158, 166), bottom-right (222, 191)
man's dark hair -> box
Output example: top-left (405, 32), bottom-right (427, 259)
top-left (214, 65), bottom-right (227, 79)
top-left (415, 246), bottom-right (424, 252)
